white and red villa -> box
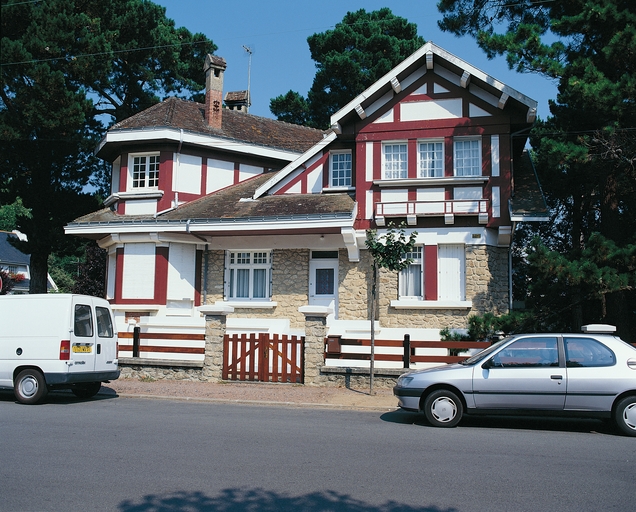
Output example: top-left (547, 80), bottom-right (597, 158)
top-left (65, 43), bottom-right (547, 381)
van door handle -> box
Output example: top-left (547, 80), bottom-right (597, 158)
top-left (97, 344), bottom-right (101, 355)
top-left (550, 374), bottom-right (562, 380)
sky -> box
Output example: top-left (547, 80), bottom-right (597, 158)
top-left (154, 0), bottom-right (559, 121)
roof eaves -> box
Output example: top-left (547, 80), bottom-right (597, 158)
top-left (97, 126), bottom-right (303, 161)
top-left (330, 41), bottom-right (538, 127)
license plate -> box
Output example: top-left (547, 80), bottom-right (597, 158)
top-left (72, 345), bottom-right (92, 353)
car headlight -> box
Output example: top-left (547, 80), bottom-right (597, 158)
top-left (397, 375), bottom-right (414, 387)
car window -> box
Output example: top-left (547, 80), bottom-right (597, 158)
top-left (491, 337), bottom-right (559, 368)
top-left (564, 337), bottom-right (615, 367)
top-left (95, 306), bottom-right (114, 338)
top-left (74, 304), bottom-right (94, 337)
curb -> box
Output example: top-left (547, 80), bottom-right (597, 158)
top-left (109, 391), bottom-right (398, 412)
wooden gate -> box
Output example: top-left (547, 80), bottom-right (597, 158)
top-left (222, 333), bottom-right (304, 383)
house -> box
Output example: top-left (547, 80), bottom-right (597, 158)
top-left (0, 230), bottom-right (57, 294)
top-left (65, 43), bottom-right (548, 379)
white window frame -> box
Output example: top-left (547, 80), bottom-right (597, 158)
top-left (453, 138), bottom-right (481, 177)
top-left (225, 250), bottom-right (272, 301)
top-left (129, 152), bottom-right (160, 190)
top-left (329, 151), bottom-right (352, 187)
top-left (418, 140), bottom-right (444, 178)
top-left (399, 246), bottom-right (423, 299)
top-left (382, 142), bottom-right (408, 179)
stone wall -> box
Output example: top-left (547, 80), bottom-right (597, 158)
top-left (337, 249), bottom-right (372, 320)
top-left (465, 245), bottom-right (509, 316)
top-left (202, 248), bottom-right (309, 330)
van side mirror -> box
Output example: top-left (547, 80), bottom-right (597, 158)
top-left (482, 358), bottom-right (494, 370)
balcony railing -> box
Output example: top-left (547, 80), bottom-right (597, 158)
top-left (375, 199), bottom-right (489, 225)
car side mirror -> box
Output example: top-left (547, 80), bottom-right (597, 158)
top-left (482, 358), bottom-right (494, 370)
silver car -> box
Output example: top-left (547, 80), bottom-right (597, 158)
top-left (393, 325), bottom-right (636, 436)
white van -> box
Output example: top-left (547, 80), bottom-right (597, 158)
top-left (0, 294), bottom-right (120, 404)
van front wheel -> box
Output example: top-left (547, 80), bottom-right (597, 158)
top-left (14, 369), bottom-right (48, 404)
top-left (71, 382), bottom-right (102, 399)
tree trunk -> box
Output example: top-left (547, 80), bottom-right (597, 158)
top-left (28, 248), bottom-right (49, 293)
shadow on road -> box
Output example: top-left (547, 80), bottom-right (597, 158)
top-left (0, 387), bottom-right (118, 405)
top-left (118, 488), bottom-right (457, 512)
top-left (380, 409), bottom-right (621, 436)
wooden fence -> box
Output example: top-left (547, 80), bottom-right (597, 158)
top-left (325, 335), bottom-right (491, 368)
top-left (118, 329), bottom-right (205, 364)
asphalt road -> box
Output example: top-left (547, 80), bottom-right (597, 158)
top-left (1, 392), bottom-right (634, 512)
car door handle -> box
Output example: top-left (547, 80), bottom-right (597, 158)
top-left (550, 375), bottom-right (563, 380)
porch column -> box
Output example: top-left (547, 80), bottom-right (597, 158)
top-left (199, 304), bottom-right (234, 381)
top-left (299, 306), bottom-right (332, 385)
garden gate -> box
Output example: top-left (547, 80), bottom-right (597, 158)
top-left (222, 333), bottom-right (304, 383)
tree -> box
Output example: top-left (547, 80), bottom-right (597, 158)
top-left (0, 268), bottom-right (25, 295)
top-left (0, 198), bottom-right (31, 232)
top-left (1, 0), bottom-right (216, 293)
top-left (270, 8), bottom-right (425, 129)
top-left (438, 0), bottom-right (636, 339)
top-left (72, 243), bottom-right (107, 297)
top-left (365, 224), bottom-right (416, 393)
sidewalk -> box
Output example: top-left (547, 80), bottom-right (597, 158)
top-left (100, 378), bottom-right (399, 411)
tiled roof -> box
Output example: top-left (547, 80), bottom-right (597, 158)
top-left (110, 97), bottom-right (324, 153)
top-left (225, 90), bottom-right (249, 103)
top-left (162, 173), bottom-right (354, 221)
top-left (69, 173), bottom-right (355, 227)
top-left (0, 232), bottom-right (29, 266)
top-left (510, 151), bottom-right (549, 220)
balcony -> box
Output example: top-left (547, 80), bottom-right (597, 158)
top-left (375, 198), bottom-right (489, 226)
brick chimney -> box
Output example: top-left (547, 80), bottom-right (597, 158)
top-left (204, 55), bottom-right (227, 129)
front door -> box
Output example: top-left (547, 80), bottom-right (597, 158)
top-left (309, 252), bottom-right (339, 318)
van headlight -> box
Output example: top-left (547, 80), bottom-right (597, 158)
top-left (397, 375), bottom-right (414, 387)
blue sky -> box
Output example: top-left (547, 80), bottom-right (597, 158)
top-left (155, 0), bottom-right (558, 121)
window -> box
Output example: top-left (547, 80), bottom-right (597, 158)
top-left (383, 143), bottom-right (408, 179)
top-left (564, 337), bottom-right (616, 367)
top-left (418, 141), bottom-right (444, 178)
top-left (131, 154), bottom-right (160, 188)
top-left (227, 251), bottom-right (272, 300)
top-left (330, 152), bottom-right (352, 187)
top-left (399, 247), bottom-right (423, 298)
top-left (74, 304), bottom-right (94, 337)
top-left (491, 337), bottom-right (559, 368)
top-left (96, 307), bottom-right (114, 338)
top-left (453, 139), bottom-right (481, 176)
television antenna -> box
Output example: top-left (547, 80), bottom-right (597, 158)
top-left (242, 45), bottom-right (253, 107)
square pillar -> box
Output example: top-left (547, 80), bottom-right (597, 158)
top-left (299, 306), bottom-right (332, 385)
top-left (199, 304), bottom-right (234, 381)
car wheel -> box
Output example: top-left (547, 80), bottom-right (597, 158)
top-left (71, 382), bottom-right (102, 399)
top-left (14, 369), bottom-right (48, 405)
top-left (423, 389), bottom-right (463, 428)
top-left (614, 396), bottom-right (636, 437)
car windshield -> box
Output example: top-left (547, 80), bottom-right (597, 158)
top-left (459, 338), bottom-right (509, 365)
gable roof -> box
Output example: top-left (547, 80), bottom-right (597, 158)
top-left (253, 41), bottom-right (539, 200)
top-left (96, 97), bottom-right (325, 161)
top-left (331, 41), bottom-right (538, 129)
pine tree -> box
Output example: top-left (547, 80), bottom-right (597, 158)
top-left (270, 8), bottom-right (424, 129)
